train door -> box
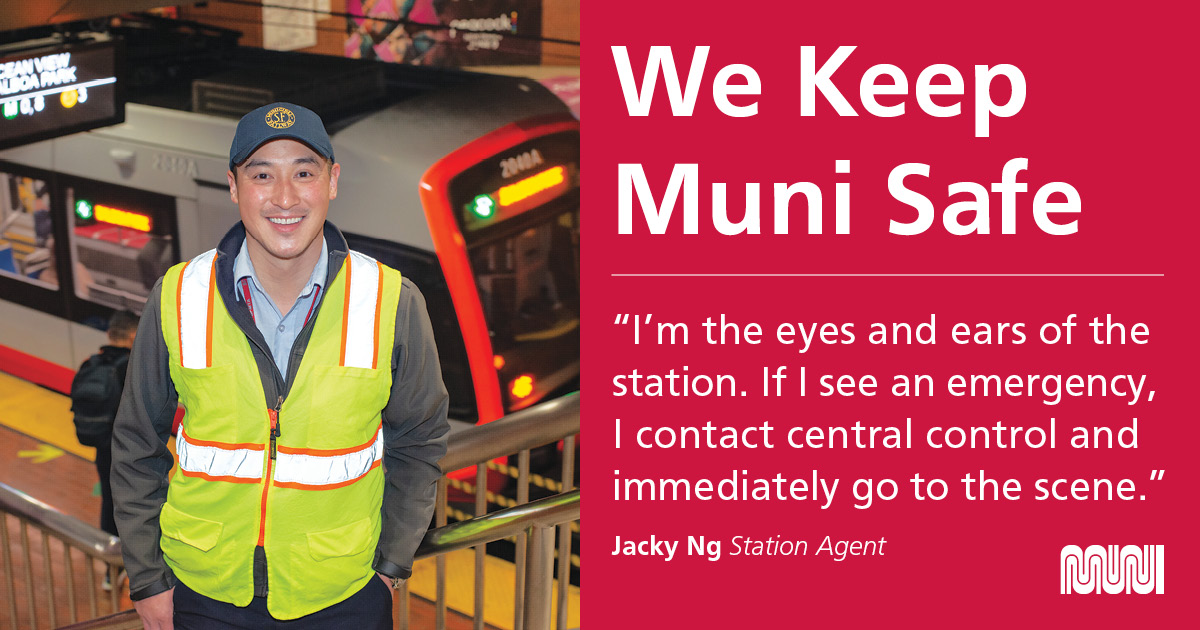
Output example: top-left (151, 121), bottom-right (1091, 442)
top-left (0, 161), bottom-right (78, 380)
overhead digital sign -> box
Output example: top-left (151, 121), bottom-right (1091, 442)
top-left (0, 38), bottom-right (124, 151)
top-left (454, 133), bottom-right (580, 233)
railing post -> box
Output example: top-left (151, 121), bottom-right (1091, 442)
top-left (2, 515), bottom-right (17, 630)
top-left (21, 521), bottom-right (36, 630)
top-left (397, 579), bottom-right (410, 630)
top-left (522, 524), bottom-right (555, 630)
top-left (473, 463), bottom-right (487, 630)
top-left (43, 528), bottom-right (57, 628)
top-left (556, 435), bottom-right (575, 630)
top-left (435, 477), bottom-right (447, 630)
top-left (513, 449), bottom-right (530, 630)
top-left (64, 538), bottom-right (78, 623)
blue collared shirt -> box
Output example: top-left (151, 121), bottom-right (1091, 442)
top-left (232, 237), bottom-right (328, 376)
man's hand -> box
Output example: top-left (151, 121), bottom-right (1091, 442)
top-left (377, 573), bottom-right (403, 592)
top-left (133, 588), bottom-right (175, 630)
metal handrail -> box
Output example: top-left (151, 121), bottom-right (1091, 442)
top-left (1, 483), bottom-right (125, 628)
top-left (440, 392), bottom-right (579, 472)
top-left (437, 392), bottom-right (579, 630)
top-left (5, 394), bottom-right (580, 630)
top-left (417, 490), bottom-right (580, 558)
top-left (0, 393), bottom-right (579, 558)
top-left (0, 483), bottom-right (122, 564)
top-left (53, 490), bottom-right (580, 630)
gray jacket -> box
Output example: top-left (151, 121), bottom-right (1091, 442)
top-left (111, 221), bottom-right (450, 601)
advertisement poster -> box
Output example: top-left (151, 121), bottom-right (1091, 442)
top-left (344, 0), bottom-right (541, 66)
top-left (582, 2), bottom-right (1196, 626)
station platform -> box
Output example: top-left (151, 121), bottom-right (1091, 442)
top-left (0, 371), bottom-right (575, 629)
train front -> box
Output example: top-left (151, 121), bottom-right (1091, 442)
top-left (334, 75), bottom-right (579, 425)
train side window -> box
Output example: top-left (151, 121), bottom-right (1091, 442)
top-left (63, 178), bottom-right (179, 314)
top-left (0, 170), bottom-right (58, 290)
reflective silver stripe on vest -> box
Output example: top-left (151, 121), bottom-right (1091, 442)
top-left (178, 249), bottom-right (384, 370)
top-left (179, 249), bottom-right (217, 369)
top-left (176, 428), bottom-right (265, 481)
top-left (342, 251), bottom-right (383, 369)
top-left (273, 428), bottom-right (384, 487)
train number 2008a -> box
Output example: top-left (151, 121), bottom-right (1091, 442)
top-left (499, 149), bottom-right (544, 179)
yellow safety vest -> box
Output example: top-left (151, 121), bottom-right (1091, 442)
top-left (159, 248), bottom-right (401, 619)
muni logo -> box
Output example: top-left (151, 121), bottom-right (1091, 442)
top-left (1060, 545), bottom-right (1164, 594)
top-left (265, 106), bottom-right (295, 129)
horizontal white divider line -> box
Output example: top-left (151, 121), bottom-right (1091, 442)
top-left (612, 273), bottom-right (1165, 277)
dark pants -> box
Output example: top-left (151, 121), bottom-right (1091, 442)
top-left (93, 444), bottom-right (117, 537)
top-left (174, 577), bottom-right (393, 629)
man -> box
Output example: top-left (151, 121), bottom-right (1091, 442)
top-left (72, 310), bottom-right (139, 590)
top-left (112, 102), bottom-right (449, 629)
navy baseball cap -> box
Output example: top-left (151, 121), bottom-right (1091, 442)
top-left (228, 102), bottom-right (334, 171)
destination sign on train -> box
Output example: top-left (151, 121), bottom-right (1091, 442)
top-left (464, 163), bottom-right (576, 231)
top-left (0, 39), bottom-right (124, 151)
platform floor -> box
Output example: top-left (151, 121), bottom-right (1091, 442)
top-left (0, 372), bottom-right (579, 629)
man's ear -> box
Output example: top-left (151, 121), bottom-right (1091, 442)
top-left (328, 162), bottom-right (341, 200)
top-left (227, 170), bottom-right (238, 203)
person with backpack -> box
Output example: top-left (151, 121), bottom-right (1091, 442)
top-left (72, 311), bottom-right (140, 560)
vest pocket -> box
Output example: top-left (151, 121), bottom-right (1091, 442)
top-left (160, 503), bottom-right (223, 552)
top-left (307, 517), bottom-right (375, 561)
top-left (309, 366), bottom-right (389, 421)
top-left (174, 364), bottom-right (239, 428)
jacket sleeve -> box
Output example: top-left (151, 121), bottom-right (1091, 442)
top-left (373, 278), bottom-right (450, 579)
top-left (110, 279), bottom-right (179, 600)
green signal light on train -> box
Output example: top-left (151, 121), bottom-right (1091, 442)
top-left (470, 194), bottom-right (496, 219)
top-left (75, 199), bottom-right (94, 220)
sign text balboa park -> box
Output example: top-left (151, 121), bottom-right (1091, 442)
top-left (0, 54), bottom-right (78, 95)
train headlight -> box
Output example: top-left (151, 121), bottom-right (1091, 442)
top-left (75, 199), bottom-right (94, 220)
top-left (510, 374), bottom-right (534, 399)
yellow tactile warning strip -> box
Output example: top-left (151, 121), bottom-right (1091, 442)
top-left (409, 548), bottom-right (580, 630)
top-left (0, 371), bottom-right (95, 460)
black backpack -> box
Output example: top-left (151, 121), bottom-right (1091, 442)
top-left (70, 352), bottom-right (129, 447)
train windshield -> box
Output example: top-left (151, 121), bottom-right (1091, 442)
top-left (449, 131), bottom-right (580, 410)
top-left (65, 179), bottom-right (177, 312)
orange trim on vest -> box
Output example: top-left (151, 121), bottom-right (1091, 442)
top-left (276, 428), bottom-right (380, 457)
top-left (176, 260), bottom-right (190, 368)
top-left (339, 257), bottom-right (352, 366)
top-left (180, 427), bottom-right (266, 452)
top-left (273, 460), bottom-right (382, 491)
top-left (258, 454), bottom-right (274, 545)
top-left (179, 469), bottom-right (262, 484)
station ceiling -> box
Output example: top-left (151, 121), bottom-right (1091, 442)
top-left (0, 1), bottom-right (169, 32)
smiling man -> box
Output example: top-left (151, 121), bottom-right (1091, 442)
top-left (111, 102), bottom-right (449, 630)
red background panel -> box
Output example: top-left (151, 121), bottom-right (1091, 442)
top-left (582, 2), bottom-right (1196, 627)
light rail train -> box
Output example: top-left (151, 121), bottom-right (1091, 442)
top-left (0, 21), bottom-right (580, 429)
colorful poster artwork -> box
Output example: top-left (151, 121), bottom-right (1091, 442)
top-left (344, 0), bottom-right (542, 67)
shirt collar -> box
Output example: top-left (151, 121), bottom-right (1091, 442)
top-left (233, 236), bottom-right (328, 302)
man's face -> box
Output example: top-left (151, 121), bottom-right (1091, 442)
top-left (227, 139), bottom-right (340, 265)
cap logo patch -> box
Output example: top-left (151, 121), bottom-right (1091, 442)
top-left (265, 107), bottom-right (296, 129)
